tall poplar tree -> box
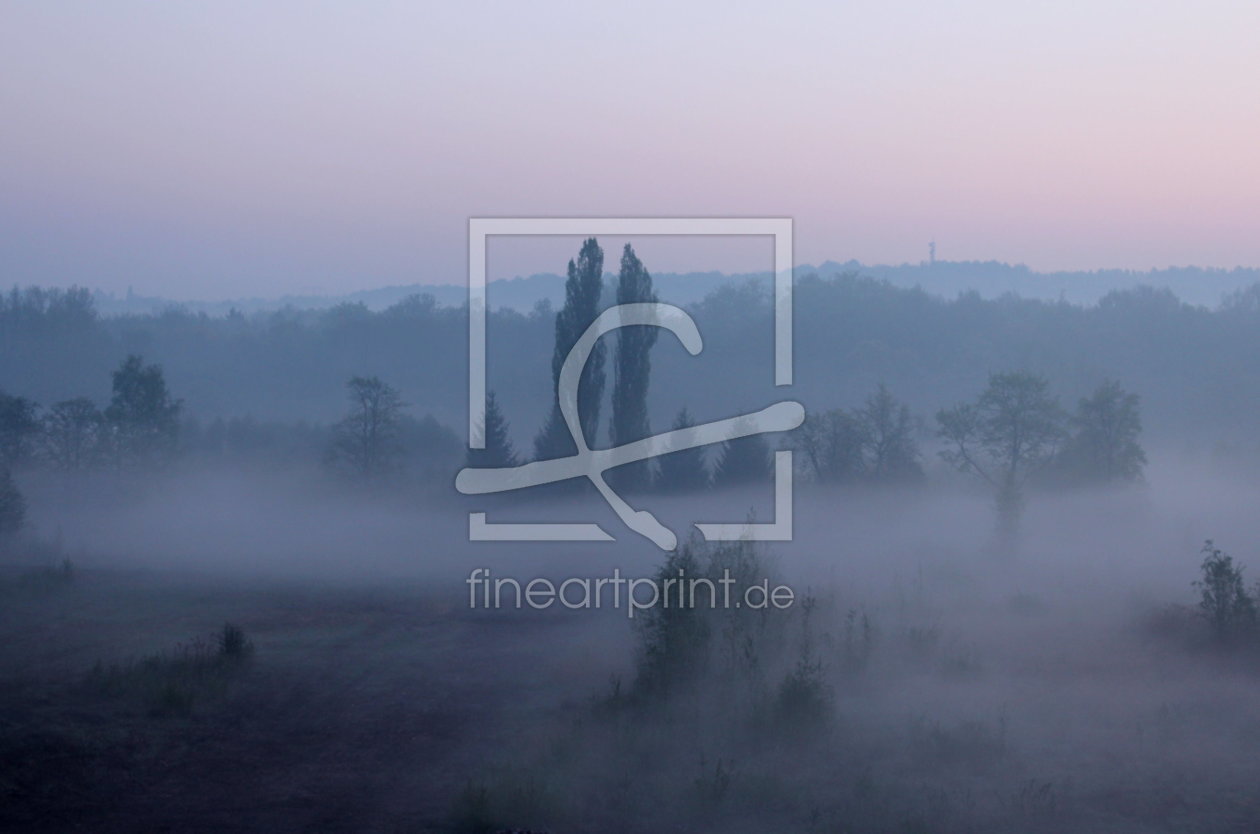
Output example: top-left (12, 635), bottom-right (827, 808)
top-left (609, 244), bottom-right (658, 489)
top-left (534, 239), bottom-right (605, 460)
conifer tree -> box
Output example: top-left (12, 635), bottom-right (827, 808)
top-left (656, 407), bottom-right (709, 491)
top-left (712, 418), bottom-right (773, 487)
top-left (466, 391), bottom-right (518, 469)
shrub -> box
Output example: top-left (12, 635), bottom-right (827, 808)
top-left (1194, 540), bottom-right (1256, 642)
top-left (632, 537), bottom-right (785, 704)
top-left (772, 593), bottom-right (833, 731)
top-left (448, 772), bottom-right (555, 834)
top-left (85, 625), bottom-right (254, 717)
top-left (218, 622), bottom-right (254, 659)
top-left (633, 543), bottom-right (709, 698)
top-left (774, 658), bottom-right (832, 731)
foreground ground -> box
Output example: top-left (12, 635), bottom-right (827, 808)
top-left (3, 549), bottom-right (1260, 833)
top-left (0, 566), bottom-right (631, 832)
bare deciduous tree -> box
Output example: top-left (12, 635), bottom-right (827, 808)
top-left (328, 376), bottom-right (406, 481)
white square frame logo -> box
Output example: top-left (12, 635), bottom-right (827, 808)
top-left (467, 217), bottom-right (795, 544)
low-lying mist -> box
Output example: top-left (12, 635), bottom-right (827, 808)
top-left (7, 449), bottom-right (1260, 832)
top-left (22, 449), bottom-right (1254, 595)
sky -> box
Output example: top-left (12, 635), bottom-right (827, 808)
top-left (1, 1), bottom-right (1257, 299)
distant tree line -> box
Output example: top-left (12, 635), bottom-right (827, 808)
top-left (3, 274), bottom-right (1259, 445)
top-left (793, 384), bottom-right (923, 486)
top-left (0, 354), bottom-right (182, 538)
top-left (0, 262), bottom-right (1180, 540)
top-left (0, 352), bottom-right (461, 541)
top-left (0, 354), bottom-right (182, 477)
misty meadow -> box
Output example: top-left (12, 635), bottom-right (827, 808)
top-left (6, 2), bottom-right (1260, 831)
top-left (4, 251), bottom-right (1260, 832)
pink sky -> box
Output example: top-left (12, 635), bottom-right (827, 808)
top-left (1, 1), bottom-right (1257, 297)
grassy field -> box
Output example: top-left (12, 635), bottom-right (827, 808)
top-left (0, 564), bottom-right (631, 832)
top-left (6, 483), bottom-right (1260, 832)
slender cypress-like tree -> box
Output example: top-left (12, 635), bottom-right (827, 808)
top-left (534, 239), bottom-right (605, 460)
top-left (609, 244), bottom-right (658, 489)
top-left (466, 391), bottom-right (518, 469)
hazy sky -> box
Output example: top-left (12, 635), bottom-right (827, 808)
top-left (2, 1), bottom-right (1257, 298)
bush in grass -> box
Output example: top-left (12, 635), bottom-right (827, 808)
top-left (1194, 540), bottom-right (1256, 643)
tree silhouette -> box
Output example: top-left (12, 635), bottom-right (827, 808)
top-left (937, 371), bottom-right (1065, 541)
top-left (466, 390), bottom-right (518, 470)
top-left (792, 386), bottom-right (922, 485)
top-left (1058, 380), bottom-right (1145, 484)
top-left (105, 355), bottom-right (182, 467)
top-left (43, 397), bottom-right (104, 471)
top-left (0, 393), bottom-right (40, 468)
top-left (793, 408), bottom-right (867, 483)
top-left (712, 418), bottom-right (772, 487)
top-left (861, 384), bottom-right (922, 483)
top-left (328, 376), bottom-right (406, 481)
top-left (610, 244), bottom-right (659, 489)
top-left (655, 407), bottom-right (708, 491)
top-left (535, 238), bottom-right (605, 460)
top-left (1195, 540), bottom-right (1256, 642)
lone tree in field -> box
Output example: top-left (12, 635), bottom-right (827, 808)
top-left (937, 371), bottom-right (1065, 541)
top-left (43, 397), bottom-right (105, 471)
top-left (465, 390), bottom-right (518, 470)
top-left (0, 467), bottom-right (25, 538)
top-left (655, 408), bottom-right (709, 491)
top-left (610, 244), bottom-right (659, 489)
top-left (712, 418), bottom-right (773, 487)
top-left (105, 355), bottom-right (182, 467)
top-left (0, 392), bottom-right (41, 468)
top-left (535, 238), bottom-right (605, 461)
top-left (1058, 380), bottom-right (1146, 484)
top-left (328, 376), bottom-right (406, 481)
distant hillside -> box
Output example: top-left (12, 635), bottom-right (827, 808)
top-left (90, 261), bottom-right (1260, 316)
top-left (822, 261), bottom-right (1260, 307)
